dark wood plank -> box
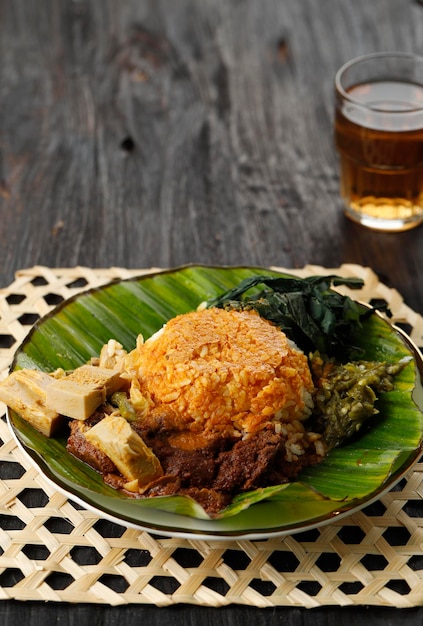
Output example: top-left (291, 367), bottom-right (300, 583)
top-left (1, 599), bottom-right (423, 626)
top-left (1, 1), bottom-right (422, 307)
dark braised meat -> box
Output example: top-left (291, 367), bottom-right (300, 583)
top-left (66, 410), bottom-right (322, 516)
top-left (214, 430), bottom-right (290, 492)
top-left (140, 432), bottom-right (230, 489)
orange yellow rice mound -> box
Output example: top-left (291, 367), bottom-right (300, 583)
top-left (124, 307), bottom-right (315, 445)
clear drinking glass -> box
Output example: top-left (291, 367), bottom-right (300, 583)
top-left (334, 52), bottom-right (423, 232)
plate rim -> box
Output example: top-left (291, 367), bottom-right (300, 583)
top-left (6, 264), bottom-right (423, 540)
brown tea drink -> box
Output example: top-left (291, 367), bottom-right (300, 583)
top-left (334, 53), bottom-right (423, 231)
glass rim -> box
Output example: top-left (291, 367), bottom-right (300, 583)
top-left (335, 51), bottom-right (423, 114)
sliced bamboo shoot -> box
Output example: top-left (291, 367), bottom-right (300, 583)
top-left (84, 413), bottom-right (163, 484)
top-left (46, 364), bottom-right (124, 420)
top-left (0, 369), bottom-right (62, 436)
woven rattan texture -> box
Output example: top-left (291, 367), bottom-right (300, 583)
top-left (0, 264), bottom-right (422, 607)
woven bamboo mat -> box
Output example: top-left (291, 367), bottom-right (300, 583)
top-left (0, 264), bottom-right (423, 608)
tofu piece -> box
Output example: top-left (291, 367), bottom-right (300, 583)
top-left (0, 369), bottom-right (62, 437)
top-left (84, 413), bottom-right (163, 485)
top-left (46, 364), bottom-right (124, 420)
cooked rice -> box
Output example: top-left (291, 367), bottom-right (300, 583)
top-left (124, 308), bottom-right (319, 452)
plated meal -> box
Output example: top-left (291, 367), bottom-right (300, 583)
top-left (3, 266), bottom-right (423, 538)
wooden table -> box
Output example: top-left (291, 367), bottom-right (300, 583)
top-left (1, 1), bottom-right (423, 624)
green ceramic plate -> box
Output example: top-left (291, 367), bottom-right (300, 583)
top-left (7, 265), bottom-right (423, 539)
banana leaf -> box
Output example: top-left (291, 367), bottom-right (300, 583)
top-left (7, 265), bottom-right (423, 538)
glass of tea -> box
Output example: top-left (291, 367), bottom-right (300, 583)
top-left (334, 52), bottom-right (423, 231)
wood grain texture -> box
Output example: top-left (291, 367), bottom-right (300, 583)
top-left (1, 0), bottom-right (423, 624)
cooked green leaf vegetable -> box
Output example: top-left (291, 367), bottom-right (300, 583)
top-left (207, 274), bottom-right (388, 359)
top-left (309, 353), bottom-right (410, 449)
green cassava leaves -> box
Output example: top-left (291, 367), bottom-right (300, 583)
top-left (208, 274), bottom-right (383, 359)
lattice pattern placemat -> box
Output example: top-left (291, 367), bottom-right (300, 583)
top-left (0, 264), bottom-right (423, 608)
